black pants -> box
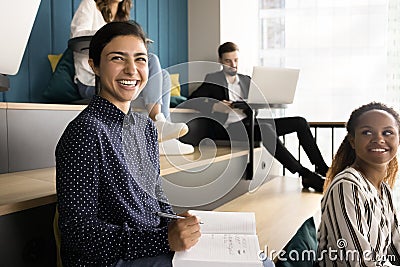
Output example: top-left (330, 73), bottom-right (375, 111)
top-left (225, 116), bottom-right (326, 174)
top-left (181, 116), bottom-right (326, 174)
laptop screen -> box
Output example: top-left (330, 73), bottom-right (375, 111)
top-left (247, 66), bottom-right (300, 104)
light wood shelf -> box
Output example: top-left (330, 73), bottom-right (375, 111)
top-left (0, 146), bottom-right (252, 216)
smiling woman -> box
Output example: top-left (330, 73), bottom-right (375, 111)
top-left (56, 21), bottom-right (202, 267)
top-left (317, 102), bottom-right (400, 267)
top-left (89, 35), bottom-right (149, 113)
top-left (87, 21), bottom-right (149, 113)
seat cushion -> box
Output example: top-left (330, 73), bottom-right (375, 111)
top-left (43, 48), bottom-right (81, 103)
top-left (275, 217), bottom-right (318, 267)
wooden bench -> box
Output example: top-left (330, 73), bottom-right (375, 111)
top-left (0, 144), bottom-right (265, 267)
top-left (0, 154), bottom-right (321, 265)
top-left (0, 145), bottom-right (262, 216)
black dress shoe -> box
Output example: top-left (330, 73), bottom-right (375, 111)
top-left (301, 169), bottom-right (325, 192)
top-left (315, 165), bottom-right (329, 177)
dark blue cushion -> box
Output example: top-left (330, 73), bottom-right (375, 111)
top-left (43, 48), bottom-right (81, 103)
top-left (170, 95), bottom-right (187, 107)
top-left (275, 217), bottom-right (318, 267)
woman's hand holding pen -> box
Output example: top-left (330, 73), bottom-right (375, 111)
top-left (167, 211), bottom-right (202, 251)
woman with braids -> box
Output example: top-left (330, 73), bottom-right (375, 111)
top-left (317, 102), bottom-right (400, 266)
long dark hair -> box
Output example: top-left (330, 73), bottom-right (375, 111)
top-left (324, 102), bottom-right (400, 191)
top-left (95, 0), bottom-right (132, 23)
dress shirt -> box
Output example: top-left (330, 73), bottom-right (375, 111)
top-left (227, 74), bottom-right (244, 101)
top-left (56, 95), bottom-right (173, 266)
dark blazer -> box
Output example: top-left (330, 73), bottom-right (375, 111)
top-left (188, 71), bottom-right (251, 115)
top-left (181, 71), bottom-right (253, 144)
top-left (190, 70), bottom-right (251, 102)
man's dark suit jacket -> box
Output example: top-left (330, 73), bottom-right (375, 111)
top-left (190, 70), bottom-right (251, 102)
top-left (189, 70), bottom-right (251, 117)
top-left (182, 71), bottom-right (256, 145)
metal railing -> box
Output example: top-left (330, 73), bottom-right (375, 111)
top-left (309, 122), bottom-right (346, 158)
top-left (281, 122), bottom-right (346, 175)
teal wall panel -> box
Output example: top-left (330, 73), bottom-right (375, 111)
top-left (134, 0), bottom-right (148, 30)
top-left (28, 0), bottom-right (53, 103)
top-left (72, 0), bottom-right (81, 13)
top-left (51, 0), bottom-right (74, 53)
top-left (158, 0), bottom-right (170, 69)
top-left (1, 0), bottom-right (188, 102)
top-left (6, 52), bottom-right (30, 102)
top-left (147, 0), bottom-right (160, 56)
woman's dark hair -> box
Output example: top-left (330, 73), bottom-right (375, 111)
top-left (324, 102), bottom-right (400, 191)
top-left (89, 20), bottom-right (147, 67)
top-left (95, 0), bottom-right (132, 23)
top-left (89, 21), bottom-right (148, 93)
top-left (218, 42), bottom-right (239, 59)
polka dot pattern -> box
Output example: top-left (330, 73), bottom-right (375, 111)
top-left (56, 96), bottom-right (173, 266)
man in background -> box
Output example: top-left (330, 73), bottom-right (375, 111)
top-left (189, 42), bottom-right (328, 192)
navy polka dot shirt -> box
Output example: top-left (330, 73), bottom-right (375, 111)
top-left (56, 95), bottom-right (173, 266)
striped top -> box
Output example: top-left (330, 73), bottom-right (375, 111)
top-left (317, 167), bottom-right (400, 266)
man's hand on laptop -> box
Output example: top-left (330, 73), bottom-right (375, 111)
top-left (212, 100), bottom-right (232, 113)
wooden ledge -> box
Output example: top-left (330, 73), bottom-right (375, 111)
top-left (0, 146), bottom-right (252, 216)
top-left (6, 102), bottom-right (87, 111)
top-left (160, 146), bottom-right (252, 176)
top-left (1, 102), bottom-right (198, 114)
top-left (0, 167), bottom-right (56, 216)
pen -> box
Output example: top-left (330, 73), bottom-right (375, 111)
top-left (155, 211), bottom-right (204, 224)
top-left (155, 211), bottom-right (185, 220)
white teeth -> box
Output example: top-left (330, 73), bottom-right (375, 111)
top-left (119, 80), bottom-right (137, 86)
top-left (371, 148), bottom-right (386, 152)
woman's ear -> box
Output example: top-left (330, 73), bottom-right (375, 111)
top-left (347, 134), bottom-right (355, 149)
top-left (88, 59), bottom-right (100, 76)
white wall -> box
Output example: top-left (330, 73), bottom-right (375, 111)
top-left (188, 0), bottom-right (259, 93)
top-left (220, 0), bottom-right (259, 76)
top-left (188, 0), bottom-right (221, 62)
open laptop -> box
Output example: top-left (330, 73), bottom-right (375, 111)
top-left (247, 66), bottom-right (299, 105)
top-left (0, 0), bottom-right (41, 75)
top-left (233, 66), bottom-right (299, 108)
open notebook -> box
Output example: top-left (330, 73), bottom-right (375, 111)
top-left (172, 210), bottom-right (263, 267)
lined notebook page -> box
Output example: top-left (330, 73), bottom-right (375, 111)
top-left (189, 210), bottom-right (257, 235)
top-left (174, 234), bottom-right (261, 262)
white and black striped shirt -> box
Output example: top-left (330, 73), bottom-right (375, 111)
top-left (317, 167), bottom-right (400, 266)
